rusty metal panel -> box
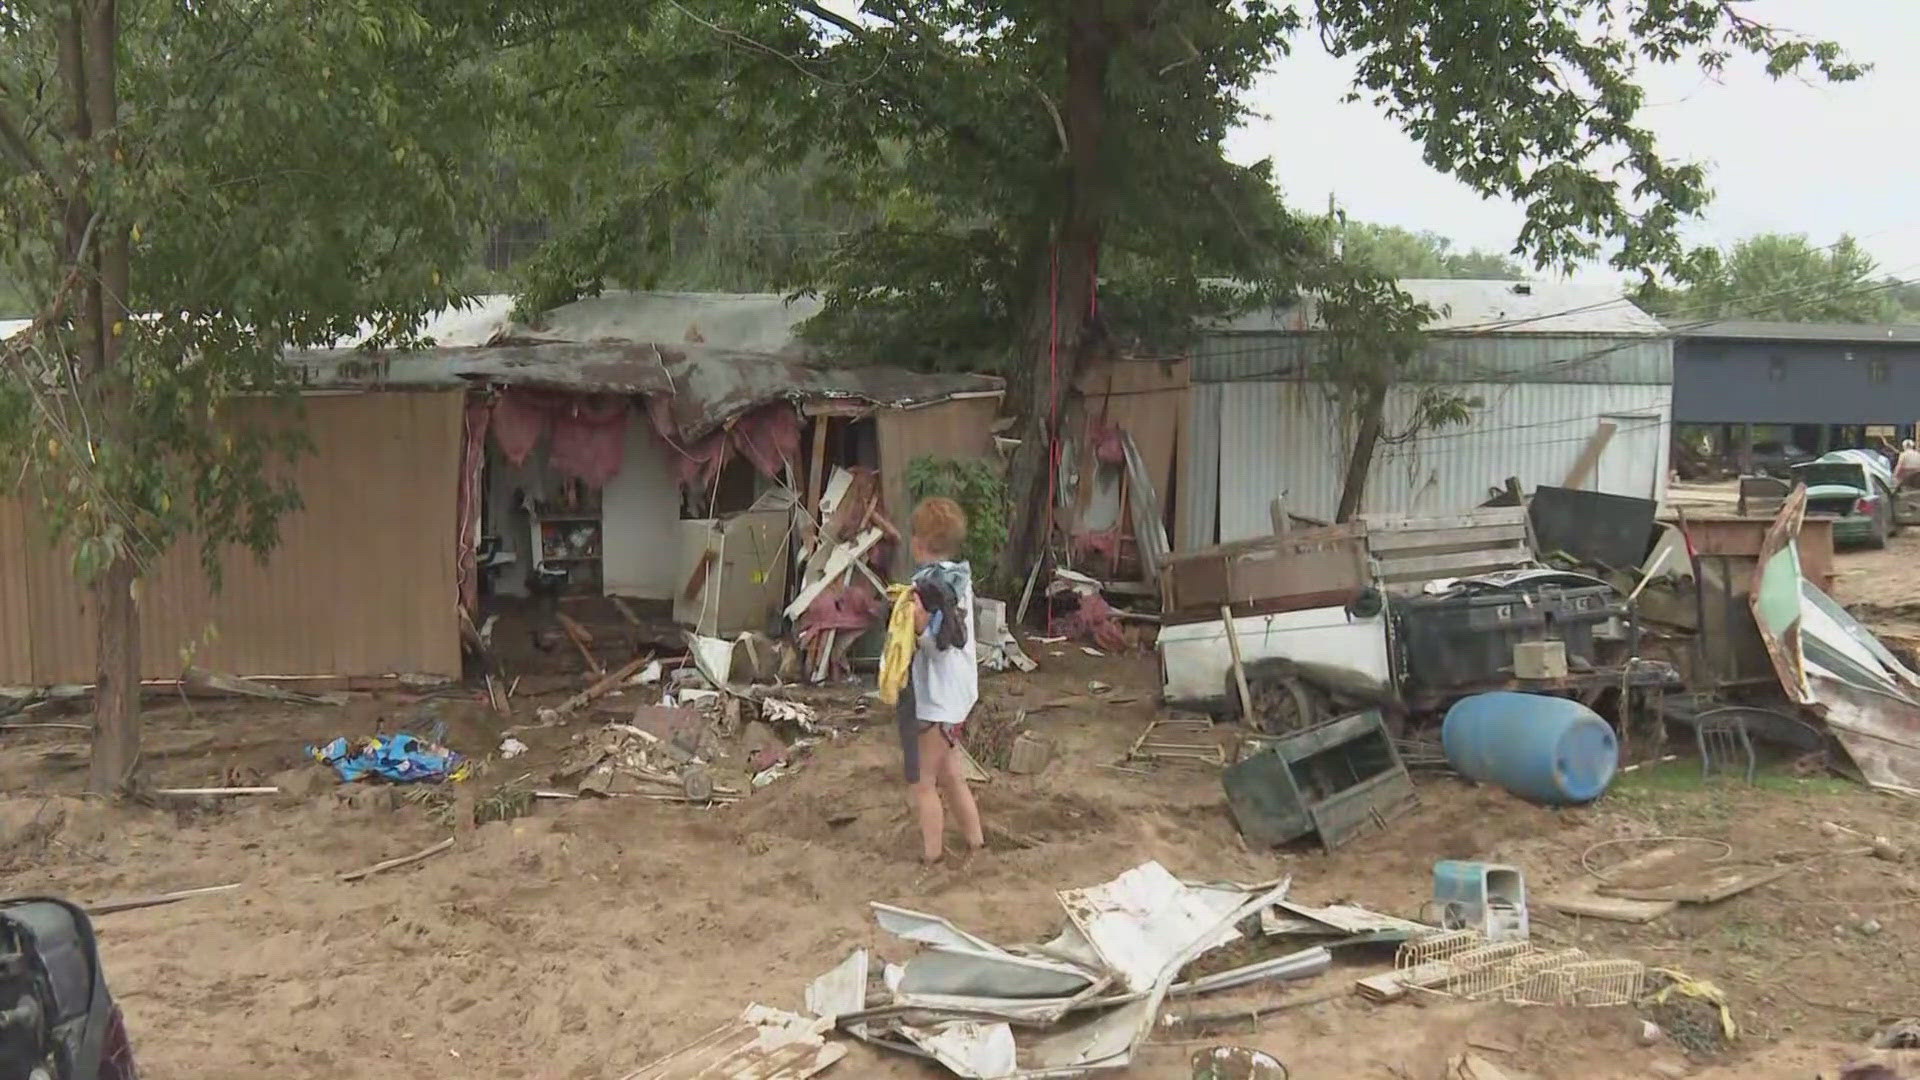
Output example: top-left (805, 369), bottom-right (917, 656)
top-left (10, 391), bottom-right (463, 683)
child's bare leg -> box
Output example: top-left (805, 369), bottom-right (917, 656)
top-left (936, 731), bottom-right (985, 851)
top-left (911, 724), bottom-right (949, 863)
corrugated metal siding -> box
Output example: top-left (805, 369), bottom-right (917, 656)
top-left (1178, 383), bottom-right (1224, 552)
top-left (1194, 333), bottom-right (1672, 386)
top-left (1214, 381), bottom-right (1670, 542)
top-left (0, 391), bottom-right (464, 684)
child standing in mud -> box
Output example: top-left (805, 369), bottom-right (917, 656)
top-left (898, 496), bottom-right (987, 866)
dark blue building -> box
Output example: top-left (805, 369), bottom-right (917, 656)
top-left (1672, 320), bottom-right (1920, 461)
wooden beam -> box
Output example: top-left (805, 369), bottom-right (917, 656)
top-left (806, 416), bottom-right (831, 522)
top-left (1562, 421), bottom-right (1618, 490)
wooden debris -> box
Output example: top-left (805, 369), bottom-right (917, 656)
top-left (955, 743), bottom-right (993, 783)
top-left (555, 612), bottom-right (604, 677)
top-left (536, 652), bottom-right (654, 725)
top-left (1599, 862), bottom-right (1794, 904)
top-left (338, 837), bottom-right (454, 882)
top-left (784, 527), bottom-right (883, 620)
top-left (1450, 1052), bottom-right (1517, 1080)
top-left (1220, 605), bottom-right (1255, 723)
top-left (153, 786), bottom-right (279, 797)
top-left (87, 882), bottom-right (242, 916)
top-left (181, 667), bottom-right (346, 707)
top-left (1536, 886), bottom-right (1677, 924)
top-left (610, 596), bottom-right (643, 629)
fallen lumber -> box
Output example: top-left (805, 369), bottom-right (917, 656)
top-left (338, 837), bottom-right (454, 882)
top-left (536, 652), bottom-right (654, 725)
top-left (153, 786), bottom-right (280, 797)
top-left (86, 882), bottom-right (242, 916)
top-left (555, 612), bottom-right (604, 677)
top-left (181, 667), bottom-right (346, 706)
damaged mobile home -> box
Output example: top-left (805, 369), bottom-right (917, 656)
top-left (0, 292), bottom-right (999, 686)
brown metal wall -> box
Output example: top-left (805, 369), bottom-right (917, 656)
top-left (0, 391), bottom-right (464, 684)
top-left (876, 396), bottom-right (1001, 577)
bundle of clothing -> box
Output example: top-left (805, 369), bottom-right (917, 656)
top-left (877, 561), bottom-right (973, 704)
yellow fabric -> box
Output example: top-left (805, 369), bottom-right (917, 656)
top-left (877, 583), bottom-right (917, 705)
top-left (1646, 969), bottom-right (1737, 1039)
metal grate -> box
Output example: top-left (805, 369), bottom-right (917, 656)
top-left (1394, 931), bottom-right (1646, 1007)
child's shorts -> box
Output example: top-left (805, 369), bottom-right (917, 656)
top-left (896, 681), bottom-right (965, 783)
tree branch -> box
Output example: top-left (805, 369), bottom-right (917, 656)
top-left (0, 99), bottom-right (56, 185)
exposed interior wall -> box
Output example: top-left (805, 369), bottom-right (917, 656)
top-left (600, 417), bottom-right (682, 599)
top-left (1070, 358), bottom-right (1189, 535)
top-left (1209, 380), bottom-right (1671, 544)
top-left (875, 396), bottom-right (1000, 575)
top-left (0, 391), bottom-right (465, 684)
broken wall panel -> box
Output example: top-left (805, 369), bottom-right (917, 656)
top-left (875, 395), bottom-right (1000, 576)
top-left (1071, 357), bottom-right (1189, 535)
top-left (0, 391), bottom-right (465, 684)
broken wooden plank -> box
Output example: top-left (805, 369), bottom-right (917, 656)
top-left (181, 667), bottom-right (345, 707)
top-left (1599, 862), bottom-right (1794, 904)
top-left (1536, 889), bottom-right (1677, 924)
top-left (86, 882), bottom-right (242, 916)
top-left (784, 526), bottom-right (883, 620)
top-left (153, 786), bottom-right (279, 797)
top-left (338, 837), bottom-right (454, 882)
top-left (536, 652), bottom-right (654, 725)
top-left (1562, 421), bottom-right (1618, 490)
top-left (555, 612), bottom-right (604, 677)
top-left (610, 596), bottom-right (643, 629)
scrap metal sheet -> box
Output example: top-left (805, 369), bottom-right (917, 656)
top-left (1751, 486), bottom-right (1920, 792)
top-left (1056, 862), bottom-right (1241, 993)
top-left (621, 1004), bottom-right (845, 1080)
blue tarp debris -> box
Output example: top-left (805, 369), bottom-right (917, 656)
top-left (310, 733), bottom-right (466, 783)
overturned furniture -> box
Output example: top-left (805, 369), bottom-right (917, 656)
top-left (1222, 709), bottom-right (1418, 851)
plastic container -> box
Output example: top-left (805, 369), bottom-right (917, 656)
top-left (1441, 692), bottom-right (1618, 805)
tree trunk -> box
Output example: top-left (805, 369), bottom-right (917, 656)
top-left (67, 0), bottom-right (140, 794)
top-left (997, 0), bottom-right (1111, 588)
top-left (88, 554), bottom-right (141, 793)
top-left (1334, 382), bottom-right (1387, 524)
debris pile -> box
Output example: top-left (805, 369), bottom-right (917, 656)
top-left (829, 863), bottom-right (1312, 1076)
top-left (551, 690), bottom-right (829, 805)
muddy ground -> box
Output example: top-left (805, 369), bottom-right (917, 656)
top-left (2, 549), bottom-right (1917, 1079)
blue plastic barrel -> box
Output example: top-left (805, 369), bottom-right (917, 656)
top-left (1441, 692), bottom-right (1618, 805)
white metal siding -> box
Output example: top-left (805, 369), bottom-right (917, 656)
top-left (1214, 381), bottom-right (1670, 543)
top-left (1179, 383), bottom-right (1224, 552)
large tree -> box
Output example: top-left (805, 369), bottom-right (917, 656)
top-left (1339, 221), bottom-right (1524, 281)
top-left (0, 0), bottom-right (524, 791)
top-left (1640, 232), bottom-right (1899, 324)
top-left (495, 1), bottom-right (1857, 581)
